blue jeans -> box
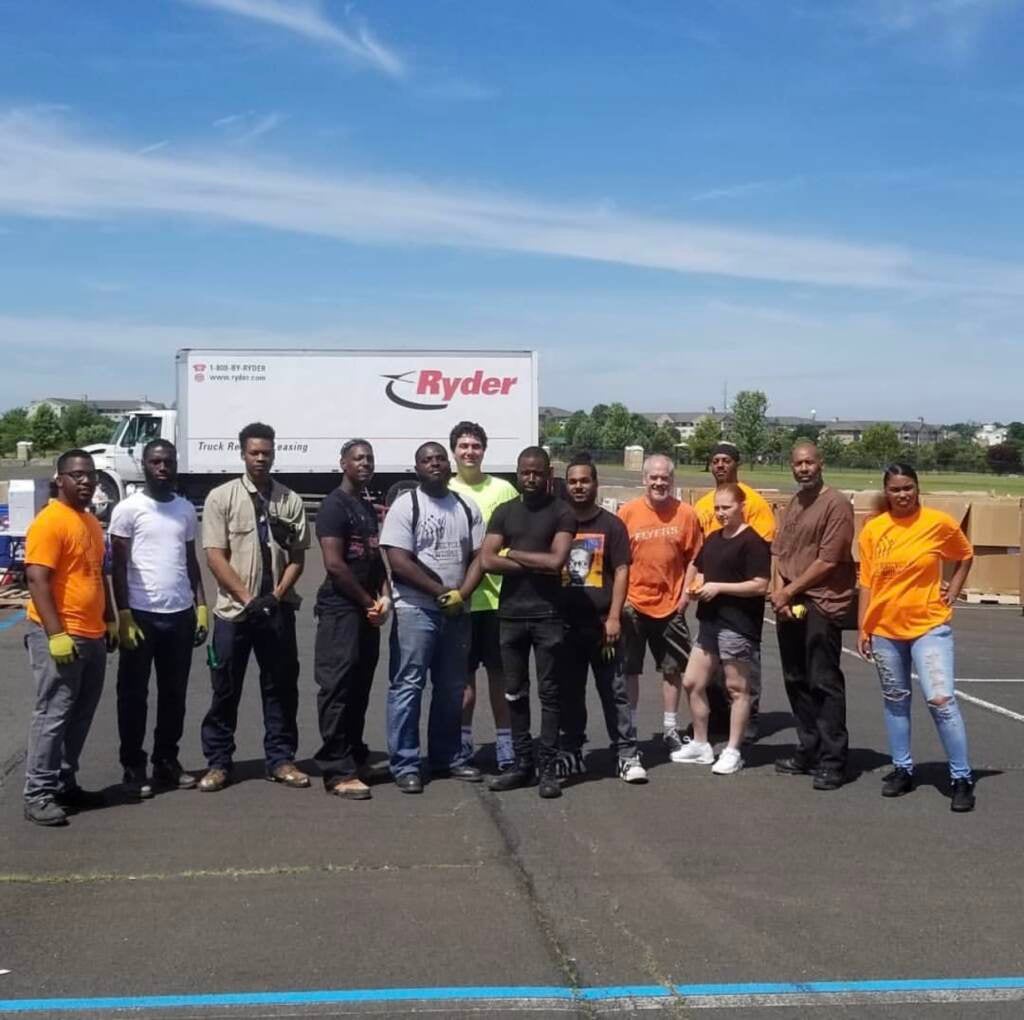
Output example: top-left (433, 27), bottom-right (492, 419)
top-left (387, 606), bottom-right (471, 777)
top-left (871, 624), bottom-right (972, 781)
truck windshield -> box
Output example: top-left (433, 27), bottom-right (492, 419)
top-left (110, 416), bottom-right (129, 446)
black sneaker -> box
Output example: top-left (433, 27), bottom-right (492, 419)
top-left (122, 766), bottom-right (154, 800)
top-left (812, 768), bottom-right (845, 791)
top-left (488, 764), bottom-right (535, 792)
top-left (55, 786), bottom-right (107, 811)
top-left (152, 759), bottom-right (197, 790)
top-left (775, 756), bottom-right (813, 776)
top-left (950, 778), bottom-right (976, 813)
top-left (537, 767), bottom-right (562, 800)
top-left (881, 767), bottom-right (914, 798)
top-left (24, 798), bottom-right (69, 827)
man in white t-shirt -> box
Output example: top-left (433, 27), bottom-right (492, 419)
top-left (379, 442), bottom-right (485, 794)
top-left (109, 440), bottom-right (208, 798)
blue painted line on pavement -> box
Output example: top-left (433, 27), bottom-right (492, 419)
top-left (2, 978), bottom-right (1024, 1012)
top-left (0, 609), bottom-right (25, 631)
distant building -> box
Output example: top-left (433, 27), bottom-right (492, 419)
top-left (27, 397), bottom-right (167, 420)
top-left (975, 424), bottom-right (1009, 447)
top-left (820, 419), bottom-right (944, 446)
top-left (538, 406), bottom-right (574, 427)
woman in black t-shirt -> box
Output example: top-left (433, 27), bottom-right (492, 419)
top-left (676, 484), bottom-right (770, 776)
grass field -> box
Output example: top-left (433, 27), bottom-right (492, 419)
top-left (590, 463), bottom-right (1024, 497)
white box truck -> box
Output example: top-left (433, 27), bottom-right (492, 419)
top-left (86, 348), bottom-right (538, 520)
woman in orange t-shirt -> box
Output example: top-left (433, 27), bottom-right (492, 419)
top-left (857, 464), bottom-right (975, 812)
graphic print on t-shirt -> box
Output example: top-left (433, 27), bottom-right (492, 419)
top-left (563, 532), bottom-right (605, 588)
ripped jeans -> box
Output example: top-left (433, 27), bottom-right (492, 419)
top-left (871, 624), bottom-right (972, 781)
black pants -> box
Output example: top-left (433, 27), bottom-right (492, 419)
top-left (499, 616), bottom-right (564, 768)
top-left (201, 606), bottom-right (300, 772)
top-left (777, 604), bottom-right (848, 771)
top-left (313, 609), bottom-right (380, 784)
top-left (560, 623), bottom-right (635, 759)
top-left (117, 607), bottom-right (196, 769)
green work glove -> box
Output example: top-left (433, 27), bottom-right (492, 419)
top-left (436, 590), bottom-right (465, 616)
top-left (48, 632), bottom-right (78, 666)
top-left (194, 605), bottom-right (209, 647)
top-left (105, 620), bottom-right (120, 654)
top-left (118, 609), bottom-right (145, 651)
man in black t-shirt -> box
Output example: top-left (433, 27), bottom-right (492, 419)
top-left (480, 447), bottom-right (576, 799)
top-left (313, 440), bottom-right (390, 800)
top-left (557, 455), bottom-right (647, 784)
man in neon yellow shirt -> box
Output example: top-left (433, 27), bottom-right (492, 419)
top-left (693, 442), bottom-right (775, 740)
top-left (448, 421), bottom-right (518, 771)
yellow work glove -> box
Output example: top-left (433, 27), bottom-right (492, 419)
top-left (118, 609), bottom-right (145, 651)
top-left (193, 605), bottom-right (209, 647)
top-left (105, 619), bottom-right (120, 654)
top-left (48, 632), bottom-right (78, 666)
top-left (498, 548), bottom-right (511, 558)
top-left (436, 590), bottom-right (465, 616)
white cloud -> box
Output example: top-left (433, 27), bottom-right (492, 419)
top-left (855, 0), bottom-right (1017, 59)
top-left (1, 110), bottom-right (1024, 297)
top-left (182, 0), bottom-right (405, 78)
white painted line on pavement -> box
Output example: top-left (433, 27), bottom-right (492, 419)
top-left (957, 678), bottom-right (1024, 683)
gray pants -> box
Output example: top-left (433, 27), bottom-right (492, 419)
top-left (24, 623), bottom-right (106, 804)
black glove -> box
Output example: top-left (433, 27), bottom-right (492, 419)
top-left (243, 594), bottom-right (279, 626)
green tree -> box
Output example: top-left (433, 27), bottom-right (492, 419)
top-left (0, 406), bottom-right (31, 456)
top-left (860, 424), bottom-right (901, 467)
top-left (572, 416), bottom-right (601, 450)
top-left (590, 403), bottom-right (610, 426)
top-left (61, 402), bottom-right (112, 446)
top-left (1006, 422), bottom-right (1024, 443)
top-left (30, 404), bottom-right (64, 452)
top-left (946, 422), bottom-right (977, 442)
top-left (915, 443), bottom-right (938, 472)
top-left (729, 390), bottom-right (769, 461)
top-left (818, 433), bottom-right (846, 468)
top-left (649, 427), bottom-right (679, 456)
top-left (986, 442), bottom-right (1022, 475)
top-left (690, 415), bottom-right (723, 467)
top-left (763, 428), bottom-right (786, 465)
top-left (598, 403), bottom-right (634, 450)
top-left (76, 422), bottom-right (115, 446)
top-left (561, 410), bottom-right (588, 446)
top-left (789, 423), bottom-right (824, 446)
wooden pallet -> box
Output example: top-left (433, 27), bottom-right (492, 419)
top-left (0, 586), bottom-right (30, 607)
top-left (960, 591), bottom-right (1020, 606)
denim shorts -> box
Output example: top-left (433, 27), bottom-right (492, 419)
top-left (696, 620), bottom-right (759, 663)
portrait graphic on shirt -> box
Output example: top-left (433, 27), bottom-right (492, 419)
top-left (563, 532), bottom-right (605, 588)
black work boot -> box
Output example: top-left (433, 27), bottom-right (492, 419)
top-left (537, 762), bottom-right (563, 799)
top-left (488, 760), bottom-right (535, 792)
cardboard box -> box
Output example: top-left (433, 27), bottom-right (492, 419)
top-left (922, 495), bottom-right (970, 528)
top-left (7, 478), bottom-right (50, 535)
top-left (966, 549), bottom-right (1022, 595)
top-left (966, 500), bottom-right (1022, 546)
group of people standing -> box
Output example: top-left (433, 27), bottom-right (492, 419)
top-left (20, 424), bottom-right (978, 826)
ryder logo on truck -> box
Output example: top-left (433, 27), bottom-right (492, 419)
top-left (382, 370), bottom-right (518, 411)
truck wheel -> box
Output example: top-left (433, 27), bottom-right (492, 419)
top-left (92, 475), bottom-right (120, 523)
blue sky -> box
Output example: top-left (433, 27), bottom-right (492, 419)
top-left (1, 0), bottom-right (1022, 421)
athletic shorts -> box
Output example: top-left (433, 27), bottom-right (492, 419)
top-left (468, 610), bottom-right (503, 672)
top-left (621, 605), bottom-right (691, 675)
top-left (695, 620), bottom-right (759, 664)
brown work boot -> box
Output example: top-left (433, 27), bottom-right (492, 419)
top-left (326, 777), bottom-right (372, 800)
top-left (197, 767), bottom-right (230, 793)
top-left (267, 762), bottom-right (311, 788)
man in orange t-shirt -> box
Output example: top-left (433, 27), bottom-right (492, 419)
top-left (23, 450), bottom-right (117, 826)
top-left (617, 454), bottom-right (702, 756)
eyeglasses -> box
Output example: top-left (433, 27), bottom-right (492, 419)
top-left (59, 470), bottom-right (99, 482)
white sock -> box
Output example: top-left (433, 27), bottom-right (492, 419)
top-left (663, 712), bottom-right (678, 732)
top-left (495, 729), bottom-right (514, 767)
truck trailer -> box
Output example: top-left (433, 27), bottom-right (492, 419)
top-left (86, 348), bottom-right (538, 520)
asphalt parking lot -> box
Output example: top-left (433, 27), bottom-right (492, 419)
top-left (1, 547), bottom-right (1023, 1019)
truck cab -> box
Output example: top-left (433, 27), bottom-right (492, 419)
top-left (85, 409), bottom-right (177, 521)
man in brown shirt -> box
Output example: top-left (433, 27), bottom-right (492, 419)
top-left (770, 442), bottom-right (855, 791)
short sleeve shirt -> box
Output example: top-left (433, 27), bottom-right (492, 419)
top-left (695, 527), bottom-right (771, 641)
top-left (488, 496), bottom-right (577, 619)
top-left (315, 487), bottom-right (384, 613)
top-left (617, 497), bottom-right (702, 619)
top-left (379, 487), bottom-right (484, 610)
top-left (109, 492), bottom-right (198, 613)
top-left (26, 501), bottom-right (107, 637)
top-left (561, 507), bottom-right (631, 625)
top-left (449, 475), bottom-right (518, 612)
top-left (694, 483), bottom-right (776, 542)
top-left (771, 486), bottom-right (856, 621)
top-left (858, 507), bottom-right (973, 640)
top-left (201, 475), bottom-right (310, 621)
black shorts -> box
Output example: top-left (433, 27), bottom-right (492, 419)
top-left (468, 610), bottom-right (503, 673)
top-left (621, 605), bottom-right (692, 675)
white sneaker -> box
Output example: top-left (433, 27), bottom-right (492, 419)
top-left (618, 755), bottom-right (648, 784)
top-left (670, 740), bottom-right (714, 765)
top-left (711, 747), bottom-right (744, 775)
